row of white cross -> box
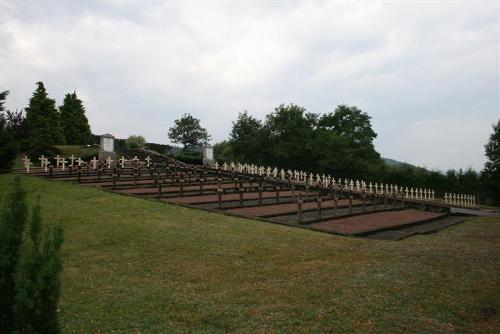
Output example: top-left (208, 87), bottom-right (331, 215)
top-left (444, 193), bottom-right (476, 207)
top-left (22, 156), bottom-right (478, 207)
top-left (22, 155), bottom-right (153, 173)
top-left (215, 162), bottom-right (435, 200)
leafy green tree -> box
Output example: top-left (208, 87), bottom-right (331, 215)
top-left (318, 105), bottom-right (379, 157)
top-left (263, 104), bottom-right (317, 169)
top-left (14, 196), bottom-right (64, 334)
top-left (168, 114), bottom-right (211, 149)
top-left (125, 135), bottom-right (146, 149)
top-left (313, 104), bottom-right (383, 179)
top-left (0, 90), bottom-right (17, 173)
top-left (229, 111), bottom-right (266, 163)
top-left (481, 120), bottom-right (500, 205)
top-left (59, 91), bottom-right (92, 145)
top-left (25, 82), bottom-right (65, 147)
top-left (0, 177), bottom-right (28, 332)
top-left (1, 90), bottom-right (29, 149)
top-left (214, 140), bottom-right (234, 162)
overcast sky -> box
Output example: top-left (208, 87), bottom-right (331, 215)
top-left (1, 1), bottom-right (498, 171)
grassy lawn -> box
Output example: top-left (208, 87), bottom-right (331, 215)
top-left (55, 145), bottom-right (99, 157)
top-left (0, 174), bottom-right (499, 333)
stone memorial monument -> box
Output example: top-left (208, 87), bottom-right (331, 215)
top-left (99, 133), bottom-right (116, 161)
top-left (202, 144), bottom-right (215, 166)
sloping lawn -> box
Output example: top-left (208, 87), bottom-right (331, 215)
top-left (0, 174), bottom-right (498, 333)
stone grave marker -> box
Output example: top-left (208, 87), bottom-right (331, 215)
top-left (99, 133), bottom-right (116, 161)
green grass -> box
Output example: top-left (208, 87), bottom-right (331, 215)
top-left (1, 174), bottom-right (499, 333)
top-left (55, 145), bottom-right (99, 157)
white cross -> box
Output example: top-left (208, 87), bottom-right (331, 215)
top-left (76, 157), bottom-right (84, 166)
top-left (132, 156), bottom-right (139, 165)
top-left (214, 161), bottom-right (219, 170)
top-left (90, 157), bottom-right (98, 170)
top-left (38, 155), bottom-right (46, 167)
top-left (22, 156), bottom-right (32, 173)
top-left (145, 156), bottom-right (152, 167)
top-left (69, 154), bottom-right (76, 167)
top-left (60, 157), bottom-right (67, 171)
top-left (39, 156), bottom-right (48, 171)
top-left (223, 162), bottom-right (228, 171)
top-left (54, 155), bottom-right (61, 167)
top-left (119, 156), bottom-right (126, 168)
top-left (106, 157), bottom-right (113, 169)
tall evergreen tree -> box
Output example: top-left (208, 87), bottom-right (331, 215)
top-left (481, 120), bottom-right (500, 205)
top-left (0, 177), bottom-right (28, 332)
top-left (25, 82), bottom-right (65, 147)
top-left (14, 196), bottom-right (64, 334)
top-left (0, 90), bottom-right (17, 173)
top-left (59, 91), bottom-right (92, 145)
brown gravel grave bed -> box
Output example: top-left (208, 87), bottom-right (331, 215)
top-left (365, 216), bottom-right (465, 240)
top-left (309, 209), bottom-right (446, 235)
top-left (162, 191), bottom-right (299, 204)
top-left (114, 183), bottom-right (277, 195)
top-left (224, 199), bottom-right (363, 217)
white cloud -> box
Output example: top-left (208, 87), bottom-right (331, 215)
top-left (1, 1), bottom-right (498, 171)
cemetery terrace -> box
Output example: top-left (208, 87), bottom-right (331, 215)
top-left (18, 153), bottom-right (479, 240)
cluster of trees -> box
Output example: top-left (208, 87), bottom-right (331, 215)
top-left (0, 82), bottom-right (92, 172)
top-left (0, 178), bottom-right (64, 333)
top-left (216, 104), bottom-right (384, 179)
top-left (25, 82), bottom-right (92, 146)
top-left (213, 104), bottom-right (499, 205)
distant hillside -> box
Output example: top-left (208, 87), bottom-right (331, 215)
top-left (382, 157), bottom-right (414, 167)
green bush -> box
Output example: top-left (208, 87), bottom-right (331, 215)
top-left (27, 144), bottom-right (61, 161)
top-left (0, 130), bottom-right (17, 173)
top-left (146, 142), bottom-right (171, 154)
top-left (172, 149), bottom-right (203, 165)
top-left (125, 135), bottom-right (146, 149)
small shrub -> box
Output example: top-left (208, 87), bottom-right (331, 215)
top-left (27, 144), bottom-right (61, 161)
top-left (125, 136), bottom-right (146, 149)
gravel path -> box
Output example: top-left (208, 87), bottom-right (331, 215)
top-left (309, 209), bottom-right (445, 235)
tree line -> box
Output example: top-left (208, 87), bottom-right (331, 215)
top-left (1, 82), bottom-right (498, 205)
top-left (1, 82), bottom-right (92, 172)
top-left (209, 104), bottom-right (499, 205)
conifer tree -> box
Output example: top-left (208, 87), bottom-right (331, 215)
top-left (481, 120), bottom-right (500, 204)
top-left (14, 196), bottom-right (64, 333)
top-left (0, 177), bottom-right (28, 332)
top-left (25, 82), bottom-right (65, 147)
top-left (60, 91), bottom-right (92, 145)
top-left (0, 90), bottom-right (17, 173)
